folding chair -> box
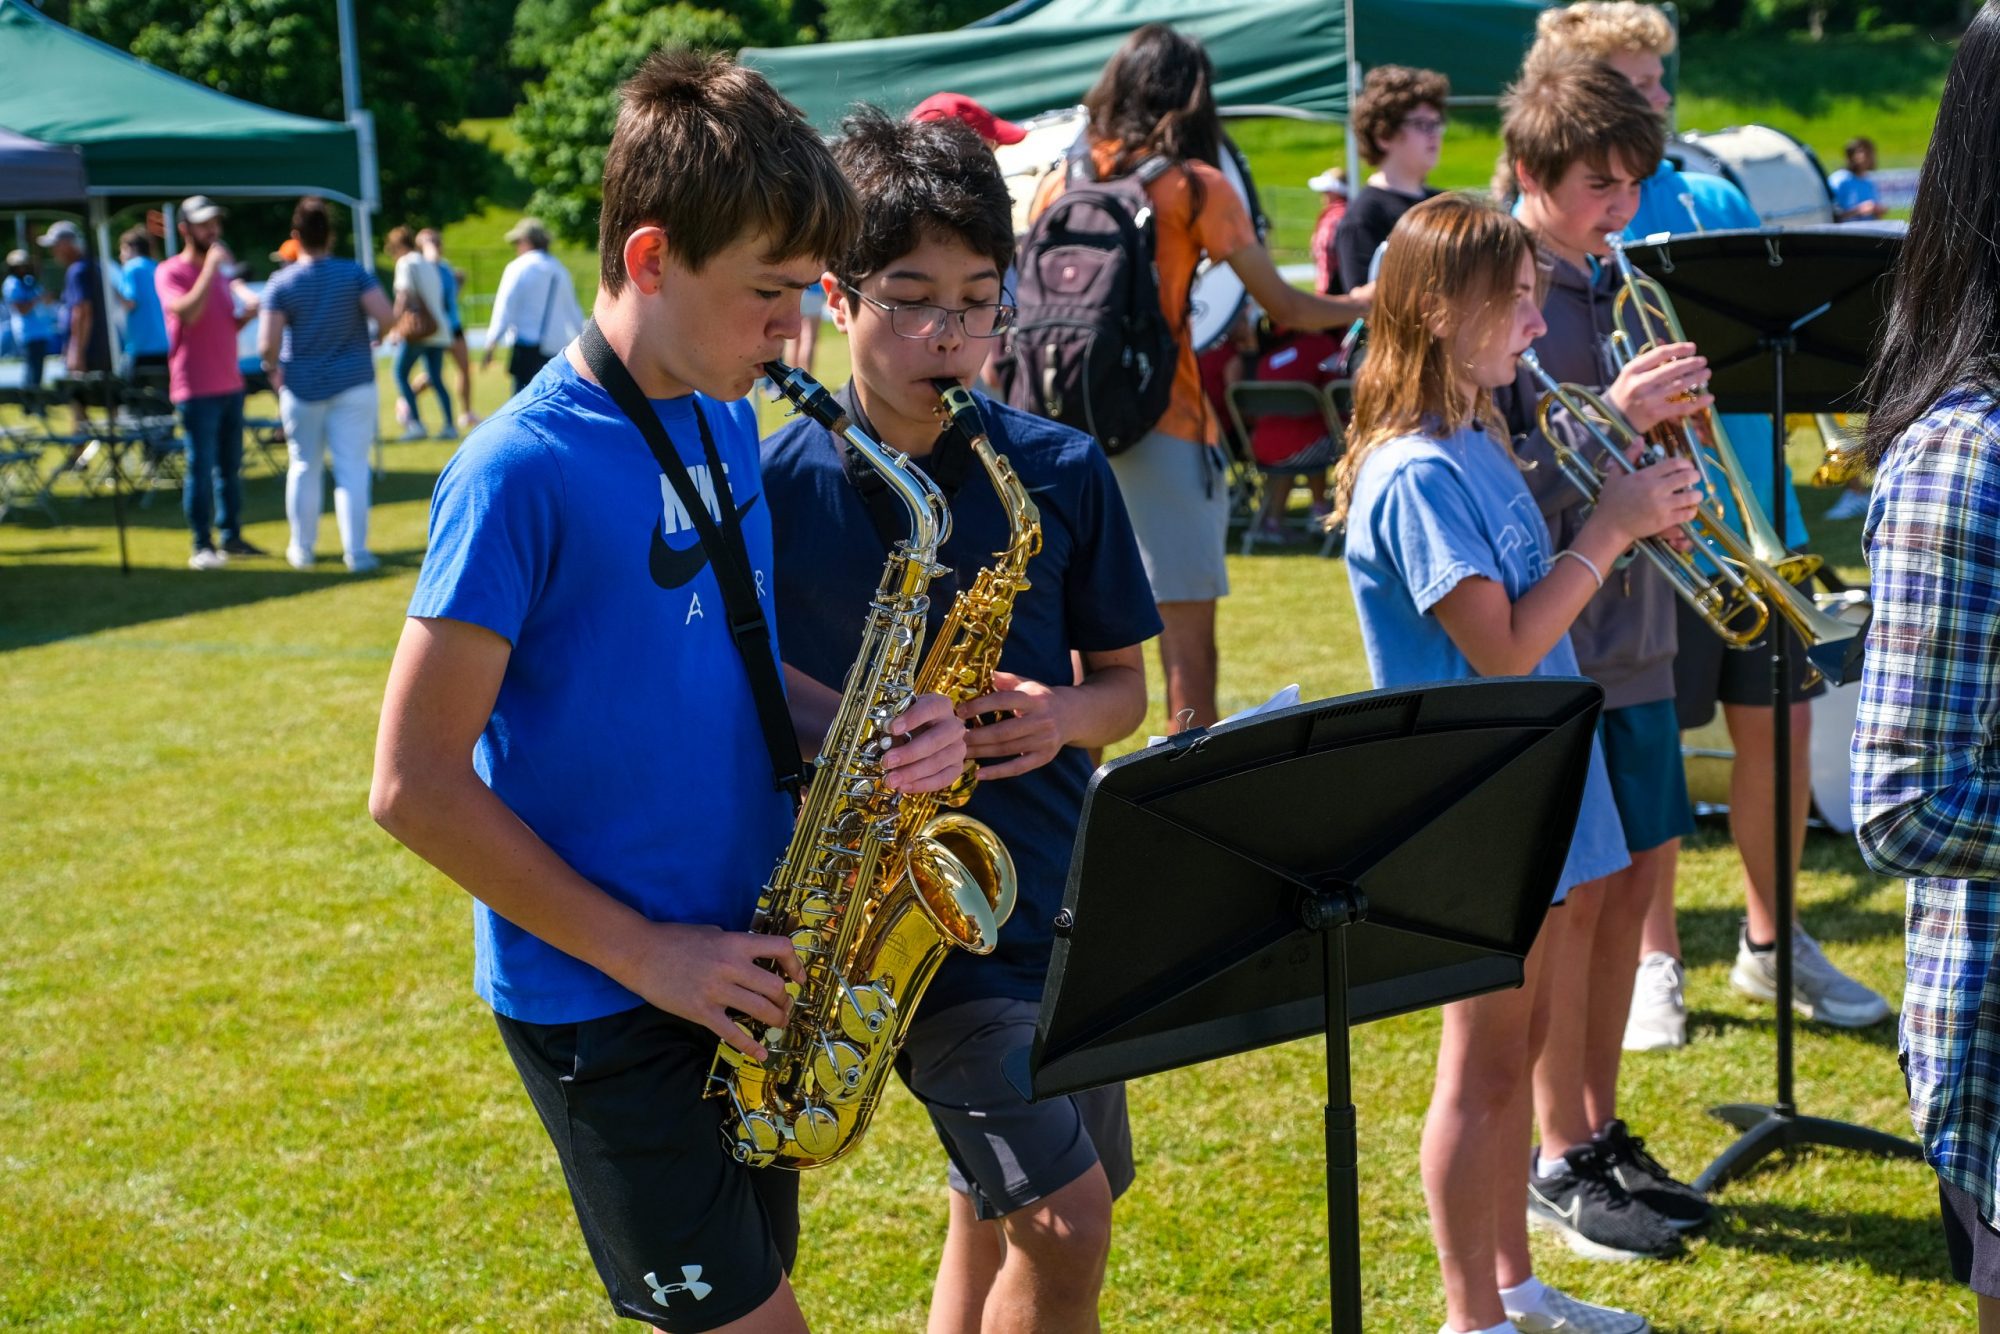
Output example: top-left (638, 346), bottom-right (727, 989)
top-left (112, 382), bottom-right (184, 504)
top-left (0, 388), bottom-right (60, 525)
top-left (1224, 379), bottom-right (1349, 558)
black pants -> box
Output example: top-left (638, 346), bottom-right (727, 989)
top-left (508, 344), bottom-right (551, 394)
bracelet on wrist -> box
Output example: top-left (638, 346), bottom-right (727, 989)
top-left (1553, 547), bottom-right (1604, 590)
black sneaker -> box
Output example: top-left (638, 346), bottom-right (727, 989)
top-left (1527, 1142), bottom-right (1682, 1261)
top-left (220, 536), bottom-right (267, 558)
top-left (1595, 1119), bottom-right (1714, 1233)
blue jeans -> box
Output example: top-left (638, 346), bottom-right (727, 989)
top-left (20, 338), bottom-right (48, 391)
top-left (394, 342), bottom-right (452, 431)
top-left (178, 390), bottom-right (245, 551)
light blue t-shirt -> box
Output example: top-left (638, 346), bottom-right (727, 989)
top-left (1344, 424), bottom-right (1630, 897)
top-left (1828, 169), bottom-right (1879, 215)
top-left (409, 354), bottom-right (794, 1024)
top-left (117, 256), bottom-right (169, 356)
top-left (436, 262), bottom-right (461, 329)
top-left (3, 273), bottom-right (53, 346)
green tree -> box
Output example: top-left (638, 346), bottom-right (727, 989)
top-left (817, 0), bottom-right (998, 41)
top-left (508, 0), bottom-right (788, 248)
top-left (55, 0), bottom-right (498, 235)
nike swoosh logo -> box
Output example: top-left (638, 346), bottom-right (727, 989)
top-left (649, 494), bottom-right (761, 589)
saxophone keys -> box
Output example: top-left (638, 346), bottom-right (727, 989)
top-left (792, 1104), bottom-right (843, 1159)
top-left (839, 981), bottom-right (896, 1041)
top-left (812, 1036), bottom-right (869, 1101)
top-left (737, 1110), bottom-right (786, 1160)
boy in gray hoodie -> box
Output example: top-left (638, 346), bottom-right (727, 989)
top-left (1494, 58), bottom-right (1719, 1262)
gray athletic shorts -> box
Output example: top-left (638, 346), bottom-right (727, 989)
top-left (895, 996), bottom-right (1136, 1222)
top-left (1108, 430), bottom-right (1231, 603)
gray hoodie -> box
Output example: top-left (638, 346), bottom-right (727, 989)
top-left (1492, 249), bottom-right (1678, 711)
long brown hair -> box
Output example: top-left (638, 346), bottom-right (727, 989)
top-left (1333, 193), bottom-right (1538, 526)
top-left (1082, 24), bottom-right (1222, 213)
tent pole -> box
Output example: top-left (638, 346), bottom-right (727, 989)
top-left (164, 203), bottom-right (178, 259)
top-left (336, 0), bottom-right (379, 275)
top-left (1343, 0), bottom-right (1360, 185)
top-left (89, 197), bottom-right (122, 365)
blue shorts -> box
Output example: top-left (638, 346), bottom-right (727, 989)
top-left (1598, 699), bottom-right (1695, 853)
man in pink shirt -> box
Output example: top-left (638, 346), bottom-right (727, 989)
top-left (157, 195), bottom-right (262, 570)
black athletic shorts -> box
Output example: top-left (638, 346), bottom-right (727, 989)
top-left (1940, 1175), bottom-right (2000, 1297)
top-left (1672, 597), bottom-right (1826, 731)
top-left (495, 1004), bottom-right (799, 1331)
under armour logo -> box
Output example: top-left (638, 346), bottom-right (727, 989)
top-left (645, 1265), bottom-right (713, 1304)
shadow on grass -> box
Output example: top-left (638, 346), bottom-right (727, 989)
top-left (1701, 1197), bottom-right (1951, 1286)
top-left (1684, 1004), bottom-right (1901, 1053)
top-left (7, 466), bottom-right (441, 537)
top-left (0, 558), bottom-right (417, 652)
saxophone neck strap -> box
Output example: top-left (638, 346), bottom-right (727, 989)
top-left (578, 320), bottom-right (806, 806)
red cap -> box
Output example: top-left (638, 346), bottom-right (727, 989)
top-left (908, 92), bottom-right (1026, 146)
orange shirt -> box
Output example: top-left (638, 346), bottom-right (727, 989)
top-left (1034, 146), bottom-right (1259, 445)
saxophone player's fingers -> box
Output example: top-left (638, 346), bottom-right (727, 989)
top-left (724, 978), bottom-right (791, 1030)
top-left (710, 1013), bottom-right (769, 1062)
top-left (733, 934), bottom-right (806, 993)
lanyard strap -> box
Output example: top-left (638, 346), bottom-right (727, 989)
top-left (578, 320), bottom-right (805, 805)
top-left (834, 381), bottom-right (976, 614)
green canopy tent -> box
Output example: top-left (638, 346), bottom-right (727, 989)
top-left (0, 0), bottom-right (373, 281)
top-left (744, 0), bottom-right (1552, 140)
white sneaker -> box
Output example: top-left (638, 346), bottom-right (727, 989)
top-left (345, 551), bottom-right (381, 574)
top-left (187, 547), bottom-right (227, 571)
top-left (1623, 952), bottom-right (1687, 1051)
top-left (286, 548), bottom-right (314, 571)
top-left (1508, 1284), bottom-right (1650, 1333)
top-left (1730, 924), bottom-right (1892, 1027)
top-left (1823, 488), bottom-right (1869, 521)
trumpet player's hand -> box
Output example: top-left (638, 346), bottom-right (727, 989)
top-left (1605, 341), bottom-right (1713, 434)
top-left (1593, 456), bottom-right (1703, 547)
top-left (629, 921), bottom-right (805, 1061)
top-left (959, 671), bottom-right (1068, 780)
top-left (880, 692), bottom-right (971, 794)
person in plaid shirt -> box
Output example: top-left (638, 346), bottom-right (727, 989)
top-left (1852, 4), bottom-right (2000, 1315)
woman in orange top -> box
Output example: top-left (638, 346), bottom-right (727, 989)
top-left (1072, 25), bottom-right (1372, 728)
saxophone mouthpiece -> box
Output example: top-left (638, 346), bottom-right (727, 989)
top-left (764, 359), bottom-right (851, 433)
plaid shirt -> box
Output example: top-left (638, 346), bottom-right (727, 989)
top-left (1853, 387), bottom-right (2000, 1220)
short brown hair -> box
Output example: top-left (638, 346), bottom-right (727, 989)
top-left (385, 225), bottom-right (415, 256)
top-left (1352, 66), bottom-right (1451, 166)
top-left (1528, 2), bottom-right (1675, 68)
top-left (292, 197), bottom-right (332, 250)
top-left (1501, 59), bottom-right (1664, 195)
top-left (598, 48), bottom-right (857, 296)
top-left (119, 227), bottom-right (151, 258)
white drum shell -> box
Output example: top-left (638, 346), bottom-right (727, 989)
top-left (1670, 125), bottom-right (1836, 229)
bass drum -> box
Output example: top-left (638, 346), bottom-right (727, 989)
top-left (1668, 125), bottom-right (1836, 229)
top-left (991, 107), bottom-right (1267, 350)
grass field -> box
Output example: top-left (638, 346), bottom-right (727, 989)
top-left (0, 337), bottom-right (1960, 1329)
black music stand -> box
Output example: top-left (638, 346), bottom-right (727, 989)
top-left (1626, 225), bottom-right (1921, 1190)
top-left (1006, 678), bottom-right (1605, 1332)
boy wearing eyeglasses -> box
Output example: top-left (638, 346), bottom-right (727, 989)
top-left (760, 107), bottom-right (1159, 1333)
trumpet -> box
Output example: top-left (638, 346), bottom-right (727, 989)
top-left (1521, 346), bottom-right (1867, 686)
top-left (1604, 236), bottom-right (1821, 590)
top-left (1811, 413), bottom-right (1868, 487)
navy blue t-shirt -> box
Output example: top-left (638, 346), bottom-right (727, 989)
top-left (409, 353), bottom-right (794, 1024)
top-left (761, 390), bottom-right (1161, 1009)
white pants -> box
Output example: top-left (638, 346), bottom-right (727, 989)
top-left (280, 381), bottom-right (377, 566)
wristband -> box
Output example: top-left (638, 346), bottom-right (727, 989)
top-left (1553, 548), bottom-right (1604, 589)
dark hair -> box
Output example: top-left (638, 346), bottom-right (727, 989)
top-left (385, 225), bottom-right (415, 256)
top-left (118, 227), bottom-right (151, 258)
top-left (1352, 66), bottom-right (1451, 167)
top-left (292, 196), bottom-right (332, 250)
top-left (1863, 4), bottom-right (2000, 461)
top-left (599, 48), bottom-right (858, 296)
top-left (1501, 58), bottom-right (1664, 194)
top-left (831, 107), bottom-right (1015, 285)
top-left (1083, 23), bottom-right (1223, 196)
top-left (1844, 135), bottom-right (1874, 167)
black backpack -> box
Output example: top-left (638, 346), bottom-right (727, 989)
top-left (994, 151), bottom-right (1178, 455)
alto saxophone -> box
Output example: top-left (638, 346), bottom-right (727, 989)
top-left (706, 363), bottom-right (1018, 1170)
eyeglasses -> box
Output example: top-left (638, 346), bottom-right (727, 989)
top-left (841, 284), bottom-right (1016, 340)
top-left (1402, 115), bottom-right (1449, 136)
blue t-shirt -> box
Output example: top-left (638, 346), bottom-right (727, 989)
top-left (2, 274), bottom-right (52, 345)
top-left (1343, 424), bottom-right (1629, 897)
top-left (261, 257), bottom-right (381, 402)
top-left (761, 391), bottom-right (1161, 1008)
top-left (409, 354), bottom-right (794, 1023)
top-left (118, 256), bottom-right (169, 357)
top-left (436, 262), bottom-right (462, 329)
top-left (1828, 169), bottom-right (1879, 215)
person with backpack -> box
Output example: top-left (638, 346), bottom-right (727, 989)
top-left (1010, 24), bottom-right (1370, 732)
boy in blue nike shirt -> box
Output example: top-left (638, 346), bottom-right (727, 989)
top-left (760, 109), bottom-right (1159, 1333)
top-left (370, 53), bottom-right (967, 1334)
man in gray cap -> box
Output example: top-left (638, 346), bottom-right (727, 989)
top-left (37, 220), bottom-right (110, 384)
top-left (480, 215), bottom-right (582, 394)
top-left (156, 195), bottom-right (262, 569)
